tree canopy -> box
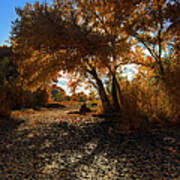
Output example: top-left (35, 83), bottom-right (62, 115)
top-left (10, 0), bottom-right (180, 113)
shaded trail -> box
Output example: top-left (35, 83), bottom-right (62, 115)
top-left (0, 109), bottom-right (180, 179)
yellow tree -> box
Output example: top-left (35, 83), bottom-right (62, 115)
top-left (12, 0), bottom-right (179, 113)
top-left (10, 1), bottom-right (113, 112)
top-left (123, 0), bottom-right (180, 75)
top-left (74, 0), bottom-right (144, 111)
top-left (11, 0), bottom-right (139, 112)
top-left (120, 0), bottom-right (180, 123)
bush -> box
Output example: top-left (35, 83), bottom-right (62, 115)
top-left (1, 84), bottom-right (49, 110)
top-left (118, 56), bottom-right (180, 130)
top-left (34, 89), bottom-right (49, 106)
top-left (0, 86), bottom-right (11, 122)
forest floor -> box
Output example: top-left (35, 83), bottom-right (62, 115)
top-left (0, 105), bottom-right (180, 179)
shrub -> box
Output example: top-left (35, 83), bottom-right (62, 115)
top-left (0, 86), bottom-right (11, 122)
top-left (118, 55), bottom-right (180, 130)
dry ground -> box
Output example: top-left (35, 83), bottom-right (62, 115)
top-left (0, 106), bottom-right (180, 179)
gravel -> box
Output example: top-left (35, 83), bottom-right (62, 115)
top-left (0, 116), bottom-right (180, 180)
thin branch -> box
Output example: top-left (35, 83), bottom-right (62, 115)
top-left (128, 61), bottom-right (153, 68)
top-left (93, 11), bottom-right (109, 35)
top-left (134, 33), bottom-right (158, 62)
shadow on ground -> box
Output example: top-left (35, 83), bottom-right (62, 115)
top-left (44, 103), bottom-right (66, 109)
top-left (0, 117), bottom-right (25, 135)
top-left (0, 117), bottom-right (180, 179)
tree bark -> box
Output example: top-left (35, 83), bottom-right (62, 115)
top-left (111, 74), bottom-right (124, 111)
top-left (112, 74), bottom-right (121, 111)
top-left (87, 68), bottom-right (112, 113)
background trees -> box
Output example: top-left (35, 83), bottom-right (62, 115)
top-left (0, 45), bottom-right (49, 121)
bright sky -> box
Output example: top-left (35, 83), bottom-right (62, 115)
top-left (0, 0), bottom-right (49, 46)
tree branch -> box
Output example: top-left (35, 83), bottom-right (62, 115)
top-left (134, 33), bottom-right (158, 62)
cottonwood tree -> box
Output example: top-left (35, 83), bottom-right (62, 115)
top-left (11, 0), bottom-right (139, 112)
top-left (119, 0), bottom-right (180, 123)
top-left (123, 0), bottom-right (180, 94)
top-left (10, 0), bottom-right (179, 113)
top-left (123, 0), bottom-right (180, 76)
top-left (74, 0), bottom-right (141, 111)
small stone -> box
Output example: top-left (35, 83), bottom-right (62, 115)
top-left (163, 136), bottom-right (176, 144)
top-left (123, 168), bottom-right (129, 172)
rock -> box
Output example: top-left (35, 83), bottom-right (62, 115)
top-left (163, 136), bottom-right (176, 144)
top-left (79, 103), bottom-right (91, 115)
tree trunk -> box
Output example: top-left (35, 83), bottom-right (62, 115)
top-left (111, 74), bottom-right (124, 111)
top-left (87, 68), bottom-right (112, 113)
top-left (112, 75), bottom-right (121, 111)
top-left (115, 75), bottom-right (124, 106)
top-left (157, 60), bottom-right (165, 75)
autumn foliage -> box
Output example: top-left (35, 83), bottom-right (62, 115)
top-left (1, 0), bottom-right (179, 129)
top-left (0, 47), bottom-right (49, 125)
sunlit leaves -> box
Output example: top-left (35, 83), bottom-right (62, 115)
top-left (124, 0), bottom-right (179, 75)
top-left (10, 0), bottom-right (180, 114)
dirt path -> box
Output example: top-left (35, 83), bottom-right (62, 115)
top-left (10, 107), bottom-right (100, 130)
top-left (0, 108), bottom-right (180, 179)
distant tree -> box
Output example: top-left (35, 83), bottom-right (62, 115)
top-left (0, 46), bottom-right (18, 84)
top-left (0, 46), bottom-right (49, 111)
top-left (0, 46), bottom-right (17, 118)
top-left (51, 85), bottom-right (66, 102)
top-left (0, 46), bottom-right (12, 59)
